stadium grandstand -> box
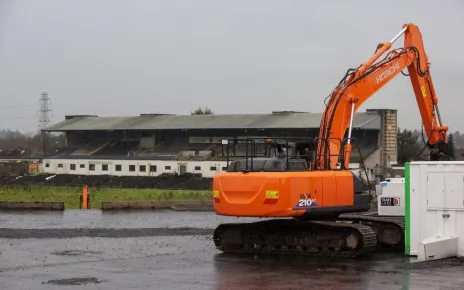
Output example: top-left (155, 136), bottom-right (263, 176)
top-left (40, 109), bottom-right (398, 182)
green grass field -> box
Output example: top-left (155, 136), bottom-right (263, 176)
top-left (0, 185), bottom-right (212, 209)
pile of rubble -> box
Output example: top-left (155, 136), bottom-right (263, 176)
top-left (0, 173), bottom-right (213, 190)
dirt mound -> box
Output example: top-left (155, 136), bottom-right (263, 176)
top-left (0, 173), bottom-right (213, 190)
top-left (0, 173), bottom-right (18, 184)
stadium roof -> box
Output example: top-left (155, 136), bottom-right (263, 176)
top-left (43, 110), bottom-right (384, 132)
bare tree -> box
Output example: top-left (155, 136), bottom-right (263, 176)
top-left (397, 128), bottom-right (422, 165)
top-left (191, 107), bottom-right (213, 115)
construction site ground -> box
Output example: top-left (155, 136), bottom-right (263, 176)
top-left (1, 209), bottom-right (464, 289)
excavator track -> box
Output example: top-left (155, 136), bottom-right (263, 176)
top-left (213, 219), bottom-right (378, 258)
top-left (337, 214), bottom-right (405, 250)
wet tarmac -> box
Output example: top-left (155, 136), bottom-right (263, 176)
top-left (0, 209), bottom-right (258, 229)
top-left (1, 210), bottom-right (464, 289)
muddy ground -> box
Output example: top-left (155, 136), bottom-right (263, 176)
top-left (1, 210), bottom-right (464, 289)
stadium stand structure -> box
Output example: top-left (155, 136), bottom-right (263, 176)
top-left (40, 109), bottom-right (398, 181)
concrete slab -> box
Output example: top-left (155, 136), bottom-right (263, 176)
top-left (101, 200), bottom-right (213, 211)
top-left (0, 201), bottom-right (64, 210)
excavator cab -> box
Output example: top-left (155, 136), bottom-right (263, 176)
top-left (222, 137), bottom-right (317, 173)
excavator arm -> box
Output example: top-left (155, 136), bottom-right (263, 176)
top-left (315, 23), bottom-right (450, 171)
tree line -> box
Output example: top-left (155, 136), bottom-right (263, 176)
top-left (398, 127), bottom-right (458, 164)
top-left (0, 130), bottom-right (65, 158)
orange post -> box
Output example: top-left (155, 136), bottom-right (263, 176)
top-left (82, 186), bottom-right (88, 209)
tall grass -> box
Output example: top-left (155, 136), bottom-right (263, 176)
top-left (0, 185), bottom-right (212, 209)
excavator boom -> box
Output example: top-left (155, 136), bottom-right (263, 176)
top-left (212, 23), bottom-right (450, 258)
top-left (316, 23), bottom-right (449, 171)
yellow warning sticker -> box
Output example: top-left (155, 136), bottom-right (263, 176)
top-left (421, 85), bottom-right (427, 97)
top-left (265, 190), bottom-right (279, 199)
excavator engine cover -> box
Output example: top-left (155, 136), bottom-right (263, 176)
top-left (213, 168), bottom-right (370, 219)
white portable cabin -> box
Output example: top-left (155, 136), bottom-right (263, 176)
top-left (407, 161), bottom-right (464, 262)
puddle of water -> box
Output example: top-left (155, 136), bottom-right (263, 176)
top-left (43, 277), bottom-right (106, 285)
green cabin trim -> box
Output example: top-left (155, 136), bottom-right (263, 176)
top-left (405, 162), bottom-right (411, 255)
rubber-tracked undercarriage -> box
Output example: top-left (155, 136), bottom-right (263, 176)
top-left (338, 214), bottom-right (405, 250)
top-left (213, 215), bottom-right (404, 258)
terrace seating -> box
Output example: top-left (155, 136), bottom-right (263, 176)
top-left (69, 141), bottom-right (108, 156)
top-left (92, 141), bottom-right (139, 157)
top-left (138, 140), bottom-right (188, 160)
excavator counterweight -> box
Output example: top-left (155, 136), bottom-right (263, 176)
top-left (212, 23), bottom-right (451, 258)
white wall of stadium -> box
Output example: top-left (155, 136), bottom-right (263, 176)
top-left (41, 158), bottom-right (364, 178)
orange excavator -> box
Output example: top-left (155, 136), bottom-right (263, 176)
top-left (212, 23), bottom-right (451, 258)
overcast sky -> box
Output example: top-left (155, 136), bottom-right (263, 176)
top-left (0, 0), bottom-right (463, 133)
